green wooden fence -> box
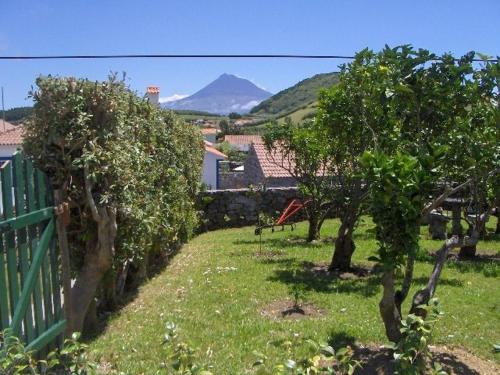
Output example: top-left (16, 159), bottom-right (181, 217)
top-left (0, 151), bottom-right (65, 352)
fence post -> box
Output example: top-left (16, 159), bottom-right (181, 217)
top-left (54, 189), bottom-right (73, 336)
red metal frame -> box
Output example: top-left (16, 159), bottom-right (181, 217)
top-left (276, 199), bottom-right (310, 225)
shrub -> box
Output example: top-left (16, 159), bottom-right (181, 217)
top-left (23, 75), bottom-right (203, 333)
top-left (0, 331), bottom-right (96, 375)
top-left (388, 299), bottom-right (446, 375)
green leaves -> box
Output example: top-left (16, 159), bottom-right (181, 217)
top-left (391, 299), bottom-right (445, 375)
top-left (24, 75), bottom-right (203, 286)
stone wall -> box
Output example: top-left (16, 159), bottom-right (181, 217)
top-left (198, 187), bottom-right (304, 231)
top-left (218, 171), bottom-right (247, 190)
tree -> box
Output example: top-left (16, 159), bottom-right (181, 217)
top-left (228, 112), bottom-right (242, 119)
top-left (359, 48), bottom-right (499, 343)
top-left (316, 49), bottom-right (391, 270)
top-left (219, 119), bottom-right (230, 135)
top-left (23, 75), bottom-right (203, 333)
top-left (264, 118), bottom-right (335, 242)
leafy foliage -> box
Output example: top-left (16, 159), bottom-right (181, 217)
top-left (23, 75), bottom-right (204, 331)
top-left (0, 331), bottom-right (96, 374)
top-left (264, 118), bottom-right (335, 241)
top-left (361, 152), bottom-right (432, 270)
top-left (160, 323), bottom-right (213, 374)
top-left (388, 299), bottom-right (446, 375)
top-left (252, 336), bottom-right (360, 375)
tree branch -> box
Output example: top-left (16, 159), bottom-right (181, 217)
top-left (410, 233), bottom-right (479, 315)
top-left (84, 164), bottom-right (101, 223)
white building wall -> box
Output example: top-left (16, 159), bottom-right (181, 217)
top-left (202, 151), bottom-right (224, 190)
top-left (0, 145), bottom-right (21, 158)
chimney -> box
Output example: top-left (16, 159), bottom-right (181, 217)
top-left (146, 86), bottom-right (160, 107)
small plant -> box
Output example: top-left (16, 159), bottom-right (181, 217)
top-left (287, 271), bottom-right (308, 312)
top-left (0, 330), bottom-right (96, 375)
top-left (160, 322), bottom-right (212, 375)
top-left (252, 337), bottom-right (361, 374)
top-left (388, 299), bottom-right (446, 375)
top-left (0, 330), bottom-right (39, 374)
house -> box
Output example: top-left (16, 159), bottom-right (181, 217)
top-left (202, 141), bottom-right (227, 190)
top-left (243, 141), bottom-right (297, 187)
top-left (0, 122), bottom-right (23, 160)
top-left (146, 86), bottom-right (160, 107)
top-left (201, 127), bottom-right (219, 143)
top-left (223, 135), bottom-right (262, 152)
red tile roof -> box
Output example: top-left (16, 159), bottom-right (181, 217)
top-left (204, 140), bottom-right (227, 158)
top-left (252, 142), bottom-right (294, 178)
top-left (0, 120), bottom-right (19, 132)
top-left (147, 86), bottom-right (160, 94)
top-left (224, 135), bottom-right (262, 145)
top-left (0, 124), bottom-right (24, 145)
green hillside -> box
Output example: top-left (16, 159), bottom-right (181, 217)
top-left (250, 72), bottom-right (339, 117)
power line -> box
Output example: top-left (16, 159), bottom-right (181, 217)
top-left (0, 54), bottom-right (355, 60)
top-left (0, 53), bottom-right (497, 62)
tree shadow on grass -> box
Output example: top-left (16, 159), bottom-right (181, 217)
top-left (446, 257), bottom-right (499, 278)
top-left (267, 268), bottom-right (381, 297)
top-left (233, 237), bottom-right (330, 250)
top-left (258, 257), bottom-right (298, 266)
top-left (415, 249), bottom-right (499, 278)
top-left (327, 331), bottom-right (357, 350)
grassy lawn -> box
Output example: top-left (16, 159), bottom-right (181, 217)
top-left (90, 217), bottom-right (500, 374)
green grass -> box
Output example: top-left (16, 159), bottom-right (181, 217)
top-left (90, 217), bottom-right (500, 374)
top-left (276, 102), bottom-right (317, 125)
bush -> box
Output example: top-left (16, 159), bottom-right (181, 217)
top-left (0, 331), bottom-right (96, 375)
top-left (23, 75), bottom-right (203, 333)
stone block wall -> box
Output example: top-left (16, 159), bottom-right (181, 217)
top-left (198, 187), bottom-right (304, 231)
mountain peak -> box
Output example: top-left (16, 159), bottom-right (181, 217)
top-left (164, 74), bottom-right (271, 114)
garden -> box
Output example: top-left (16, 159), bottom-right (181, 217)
top-left (91, 218), bottom-right (500, 374)
top-left (1, 45), bottom-right (498, 374)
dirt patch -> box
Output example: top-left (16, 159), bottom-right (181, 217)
top-left (302, 261), bottom-right (373, 280)
top-left (260, 299), bottom-right (324, 320)
top-left (253, 249), bottom-right (286, 259)
top-left (351, 343), bottom-right (499, 375)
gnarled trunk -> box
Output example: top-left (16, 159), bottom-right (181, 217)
top-left (69, 206), bottom-right (116, 334)
top-left (330, 219), bottom-right (356, 271)
top-left (307, 214), bottom-right (321, 242)
top-left (379, 271), bottom-right (402, 343)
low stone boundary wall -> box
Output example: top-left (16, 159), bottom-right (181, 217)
top-left (198, 187), bottom-right (304, 231)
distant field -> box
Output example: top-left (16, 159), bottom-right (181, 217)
top-left (276, 102), bottom-right (317, 124)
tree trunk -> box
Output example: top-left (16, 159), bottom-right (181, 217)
top-left (68, 206), bottom-right (116, 334)
top-left (458, 245), bottom-right (476, 259)
top-left (83, 298), bottom-right (99, 335)
top-left (411, 235), bottom-right (477, 317)
top-left (379, 271), bottom-right (402, 343)
top-left (307, 214), bottom-right (321, 242)
top-left (330, 220), bottom-right (355, 271)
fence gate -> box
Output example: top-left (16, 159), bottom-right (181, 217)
top-left (0, 151), bottom-right (65, 353)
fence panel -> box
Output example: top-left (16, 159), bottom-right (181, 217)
top-left (0, 151), bottom-right (65, 353)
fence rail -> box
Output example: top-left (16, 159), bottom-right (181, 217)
top-left (0, 151), bottom-right (65, 353)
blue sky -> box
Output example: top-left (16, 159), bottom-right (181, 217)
top-left (1, 0), bottom-right (499, 108)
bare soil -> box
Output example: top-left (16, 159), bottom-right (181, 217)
top-left (260, 299), bottom-right (325, 320)
top-left (302, 261), bottom-right (373, 279)
top-left (352, 343), bottom-right (499, 375)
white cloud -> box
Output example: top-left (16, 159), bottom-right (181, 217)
top-left (241, 100), bottom-right (261, 110)
top-left (159, 94), bottom-right (189, 103)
